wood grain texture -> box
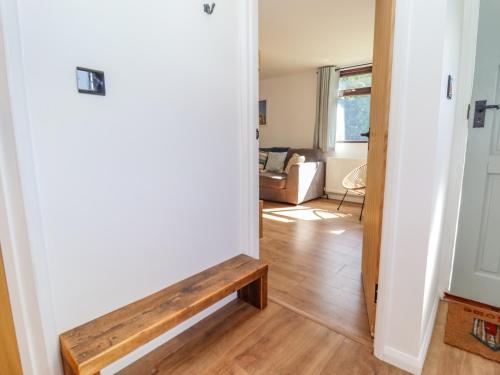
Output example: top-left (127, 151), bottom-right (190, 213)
top-left (0, 246), bottom-right (23, 375)
top-left (118, 300), bottom-right (500, 375)
top-left (362, 0), bottom-right (396, 336)
top-left (238, 273), bottom-right (268, 310)
top-left (260, 199), bottom-right (372, 346)
top-left (423, 301), bottom-right (500, 374)
top-left (60, 254), bottom-right (267, 375)
top-left (117, 300), bottom-right (406, 375)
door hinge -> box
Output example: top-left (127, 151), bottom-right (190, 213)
top-left (467, 104), bottom-right (471, 120)
top-left (256, 128), bottom-right (260, 140)
top-left (374, 283), bottom-right (378, 304)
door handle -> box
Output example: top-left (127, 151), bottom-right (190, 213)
top-left (473, 100), bottom-right (499, 128)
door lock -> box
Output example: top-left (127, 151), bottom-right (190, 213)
top-left (473, 100), bottom-right (500, 128)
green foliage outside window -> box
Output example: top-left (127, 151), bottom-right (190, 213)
top-left (336, 73), bottom-right (372, 142)
top-left (337, 95), bottom-right (371, 141)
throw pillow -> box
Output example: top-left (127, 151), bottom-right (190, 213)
top-left (285, 153), bottom-right (306, 174)
top-left (259, 151), bottom-right (268, 171)
top-left (265, 152), bottom-right (288, 173)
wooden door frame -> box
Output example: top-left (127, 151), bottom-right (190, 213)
top-left (0, 245), bottom-right (23, 375)
top-left (361, 0), bottom-right (396, 338)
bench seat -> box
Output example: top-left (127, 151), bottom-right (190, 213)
top-left (60, 254), bottom-right (268, 375)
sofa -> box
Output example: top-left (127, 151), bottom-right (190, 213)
top-left (259, 148), bottom-right (326, 205)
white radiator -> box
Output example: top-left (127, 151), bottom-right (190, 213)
top-left (326, 157), bottom-right (366, 202)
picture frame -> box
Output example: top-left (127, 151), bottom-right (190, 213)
top-left (259, 99), bottom-right (268, 126)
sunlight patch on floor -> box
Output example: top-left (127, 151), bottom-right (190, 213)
top-left (264, 207), bottom-right (351, 222)
top-left (330, 229), bottom-right (347, 235)
top-left (263, 205), bottom-right (310, 213)
top-left (262, 213), bottom-right (296, 223)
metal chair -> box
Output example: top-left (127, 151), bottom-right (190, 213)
top-left (337, 163), bottom-right (367, 221)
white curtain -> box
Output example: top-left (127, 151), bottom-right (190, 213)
top-left (313, 66), bottom-right (340, 152)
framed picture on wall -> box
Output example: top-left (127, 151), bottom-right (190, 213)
top-left (259, 100), bottom-right (267, 126)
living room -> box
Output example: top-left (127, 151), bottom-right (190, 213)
top-left (257, 0), bottom-right (376, 343)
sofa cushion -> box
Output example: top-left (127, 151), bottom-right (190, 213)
top-left (259, 172), bottom-right (287, 189)
top-left (265, 152), bottom-right (288, 173)
top-left (259, 151), bottom-right (268, 171)
top-left (286, 148), bottom-right (325, 164)
top-left (284, 153), bottom-right (306, 174)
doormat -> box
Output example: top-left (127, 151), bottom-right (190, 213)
top-left (444, 293), bottom-right (500, 362)
top-left (471, 318), bottom-right (500, 351)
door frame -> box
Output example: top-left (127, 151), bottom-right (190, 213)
top-left (240, 0), bottom-right (260, 260)
top-left (438, 0), bottom-right (481, 296)
top-left (361, 0), bottom-right (396, 338)
top-left (0, 4), bottom-right (57, 373)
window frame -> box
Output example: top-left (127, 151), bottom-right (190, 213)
top-left (336, 65), bottom-right (372, 144)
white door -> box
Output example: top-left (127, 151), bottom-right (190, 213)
top-left (451, 0), bottom-right (500, 307)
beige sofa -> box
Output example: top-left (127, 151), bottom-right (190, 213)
top-left (259, 148), bottom-right (325, 205)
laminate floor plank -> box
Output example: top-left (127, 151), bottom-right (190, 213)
top-left (260, 199), bottom-right (372, 344)
top-left (118, 301), bottom-right (406, 375)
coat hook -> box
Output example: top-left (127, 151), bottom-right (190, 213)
top-left (204, 3), bottom-right (215, 15)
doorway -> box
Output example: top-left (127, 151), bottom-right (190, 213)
top-left (256, 0), bottom-right (394, 344)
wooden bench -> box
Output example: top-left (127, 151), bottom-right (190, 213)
top-left (59, 254), bottom-right (268, 375)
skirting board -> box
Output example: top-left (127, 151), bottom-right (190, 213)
top-left (326, 192), bottom-right (364, 204)
top-left (375, 296), bottom-right (440, 374)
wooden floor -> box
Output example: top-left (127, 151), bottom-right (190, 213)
top-left (260, 198), bottom-right (371, 345)
top-left (118, 199), bottom-right (500, 374)
top-left (423, 302), bottom-right (500, 374)
top-left (119, 300), bottom-right (406, 375)
top-left (119, 299), bottom-right (500, 375)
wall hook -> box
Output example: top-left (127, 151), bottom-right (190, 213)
top-left (204, 3), bottom-right (215, 15)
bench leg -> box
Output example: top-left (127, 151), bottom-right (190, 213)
top-left (62, 359), bottom-right (76, 375)
top-left (238, 273), bottom-right (267, 309)
top-left (62, 358), bottom-right (100, 375)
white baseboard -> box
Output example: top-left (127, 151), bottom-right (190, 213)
top-left (375, 296), bottom-right (440, 374)
top-left (326, 192), bottom-right (364, 204)
top-left (378, 346), bottom-right (422, 374)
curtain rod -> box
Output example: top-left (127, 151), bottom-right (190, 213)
top-left (335, 63), bottom-right (372, 71)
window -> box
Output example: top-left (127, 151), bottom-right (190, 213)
top-left (335, 66), bottom-right (372, 143)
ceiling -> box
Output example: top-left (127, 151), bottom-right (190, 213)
top-left (259, 0), bottom-right (376, 79)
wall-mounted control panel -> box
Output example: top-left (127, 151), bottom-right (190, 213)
top-left (76, 67), bottom-right (105, 96)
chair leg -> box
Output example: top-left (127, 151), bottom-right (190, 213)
top-left (360, 195), bottom-right (366, 221)
top-left (337, 190), bottom-right (348, 210)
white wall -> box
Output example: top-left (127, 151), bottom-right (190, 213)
top-left (374, 0), bottom-right (465, 373)
top-left (259, 71), bottom-right (317, 148)
top-left (0, 1), bottom-right (253, 374)
top-left (333, 143), bottom-right (368, 159)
